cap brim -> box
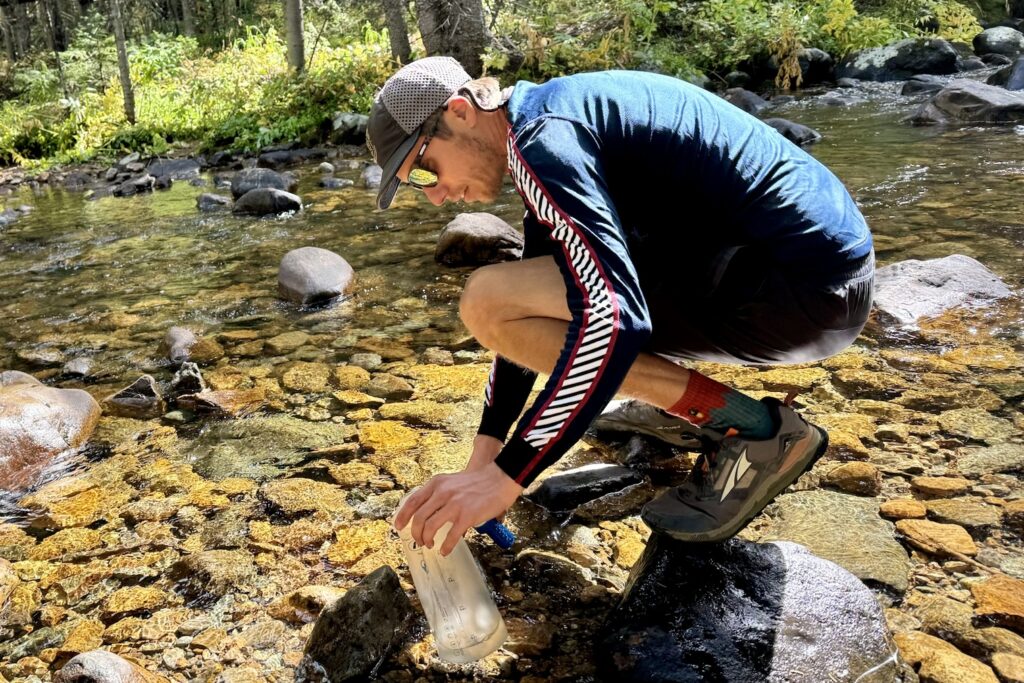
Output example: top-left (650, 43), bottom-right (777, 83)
top-left (375, 126), bottom-right (422, 210)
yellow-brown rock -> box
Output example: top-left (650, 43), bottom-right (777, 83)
top-left (0, 523), bottom-right (34, 554)
top-left (54, 649), bottom-right (171, 683)
top-left (354, 337), bottom-right (414, 360)
top-left (57, 619), bottom-right (105, 656)
top-left (880, 349), bottom-right (966, 374)
top-left (332, 390), bottom-right (384, 409)
top-left (368, 454), bottom-right (424, 488)
top-left (281, 362), bottom-right (331, 393)
top-left (942, 344), bottom-right (1019, 370)
top-left (205, 366), bottom-right (249, 390)
top-left (177, 388), bottom-right (267, 418)
top-left (324, 520), bottom-right (392, 566)
top-left (925, 498), bottom-right (1002, 529)
top-left (101, 586), bottom-right (169, 620)
top-left (993, 653), bottom-right (1024, 683)
top-left (267, 585), bottom-right (348, 624)
top-left (23, 482), bottom-right (133, 529)
top-left (12, 560), bottom-right (54, 581)
top-left (214, 478), bottom-right (257, 497)
top-left (377, 401), bottom-right (455, 427)
top-left (1004, 499), bottom-right (1024, 531)
top-left (358, 420), bottom-right (419, 454)
top-left (895, 519), bottom-right (977, 557)
top-left (823, 461), bottom-right (882, 496)
top-left (404, 363), bottom-right (489, 402)
top-left (327, 461), bottom-right (381, 487)
top-left (38, 604), bottom-right (67, 626)
top-left (1, 558), bottom-right (17, 604)
top-left (265, 331), bottom-right (310, 355)
top-left (938, 408), bottom-right (1018, 443)
top-left (911, 476), bottom-right (972, 498)
top-left (879, 499), bottom-right (927, 520)
top-left (28, 528), bottom-right (103, 561)
top-left (278, 512), bottom-right (339, 551)
top-left (259, 478), bottom-right (352, 518)
top-left (120, 495), bottom-right (180, 524)
top-left (824, 429), bottom-right (871, 460)
top-left (191, 627), bottom-right (229, 651)
top-left (130, 457), bottom-right (203, 495)
top-left (894, 631), bottom-right (998, 683)
top-left (971, 575), bottom-right (1024, 632)
top-left (332, 365), bottom-right (371, 390)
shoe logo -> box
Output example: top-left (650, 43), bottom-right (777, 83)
top-left (721, 447), bottom-right (752, 502)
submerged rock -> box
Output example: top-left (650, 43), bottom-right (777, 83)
top-left (988, 56), bottom-right (1024, 91)
top-left (196, 193), bottom-right (232, 211)
top-left (360, 165), bottom-right (383, 189)
top-left (434, 213), bottom-right (524, 266)
top-left (278, 247), bottom-right (355, 305)
top-left (55, 649), bottom-right (170, 682)
top-left (233, 187), bottom-right (303, 216)
top-left (102, 375), bottom-right (165, 419)
top-left (763, 118), bottom-right (822, 146)
top-left (599, 536), bottom-right (905, 682)
top-left (230, 167), bottom-right (298, 199)
top-left (528, 463), bottom-right (644, 514)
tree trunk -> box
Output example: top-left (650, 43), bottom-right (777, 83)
top-left (179, 0), bottom-right (193, 35)
top-left (414, 0), bottom-right (487, 76)
top-left (110, 0), bottom-right (135, 124)
top-left (37, 0), bottom-right (54, 52)
top-left (12, 1), bottom-right (31, 57)
top-left (284, 0), bottom-right (303, 72)
top-left (45, 0), bottom-right (67, 50)
top-left (0, 5), bottom-right (15, 62)
top-left (382, 0), bottom-right (411, 64)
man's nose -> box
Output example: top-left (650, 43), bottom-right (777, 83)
top-left (423, 184), bottom-right (446, 206)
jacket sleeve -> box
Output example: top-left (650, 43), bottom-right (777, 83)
top-left (494, 116), bottom-right (652, 487)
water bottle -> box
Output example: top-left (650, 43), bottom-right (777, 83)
top-left (394, 499), bottom-right (508, 663)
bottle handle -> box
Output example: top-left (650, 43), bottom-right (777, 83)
top-left (474, 519), bottom-right (515, 550)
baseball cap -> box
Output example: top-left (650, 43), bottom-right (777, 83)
top-left (366, 56), bottom-right (472, 210)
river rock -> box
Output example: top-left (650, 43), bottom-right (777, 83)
top-left (528, 464), bottom-right (644, 514)
top-left (169, 362), bottom-right (205, 398)
top-left (722, 88), bottom-right (769, 114)
top-left (0, 371), bottom-right (101, 491)
top-left (823, 461), bottom-right (882, 495)
top-left (233, 187), bottom-right (302, 216)
top-left (880, 499), bottom-right (928, 520)
top-left (894, 631), bottom-right (998, 683)
top-left (908, 79), bottom-right (1024, 124)
top-left (160, 326), bottom-right (198, 364)
top-left (55, 649), bottom-right (170, 683)
top-left (988, 56), bottom-right (1024, 90)
top-left (170, 550), bottom-right (256, 601)
top-left (796, 47), bottom-right (834, 85)
top-left (268, 585), bottom-right (348, 624)
top-left (757, 490), bottom-right (911, 593)
top-left (230, 168), bottom-right (298, 199)
top-left (197, 193), bottom-right (231, 211)
top-left (911, 475), bottom-right (972, 497)
top-left (873, 254), bottom-right (1013, 325)
top-left (114, 174), bottom-right (155, 196)
top-left (599, 536), bottom-right (905, 682)
top-left (836, 38), bottom-right (958, 81)
top-left (332, 112), bottom-right (369, 144)
top-left (361, 165), bottom-right (382, 189)
top-left (901, 73), bottom-right (947, 95)
top-left (895, 518), bottom-right (977, 556)
top-left (319, 177), bottom-right (353, 189)
top-left (147, 158), bottom-right (201, 179)
top-left (299, 565), bottom-right (413, 683)
top-left (975, 26), bottom-right (1024, 57)
top-left (763, 118), bottom-right (822, 146)
top-left (925, 497), bottom-right (1002, 528)
top-left (972, 575), bottom-right (1024, 631)
top-left (364, 373), bottom-right (413, 401)
top-left (260, 478), bottom-right (352, 518)
top-left (102, 375), bottom-right (165, 419)
top-left (278, 247), bottom-right (354, 305)
top-left (434, 213), bottom-right (524, 266)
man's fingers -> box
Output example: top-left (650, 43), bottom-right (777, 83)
top-left (421, 503), bottom-right (456, 550)
top-left (440, 519), bottom-right (470, 557)
top-left (394, 484), bottom-right (430, 530)
top-left (410, 488), bottom-right (449, 547)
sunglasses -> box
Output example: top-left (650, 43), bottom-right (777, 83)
top-left (407, 116), bottom-right (442, 191)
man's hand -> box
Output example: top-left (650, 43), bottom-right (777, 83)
top-left (393, 462), bottom-right (523, 557)
top-left (463, 434), bottom-right (503, 472)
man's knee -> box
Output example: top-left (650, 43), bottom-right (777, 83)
top-left (459, 265), bottom-right (506, 347)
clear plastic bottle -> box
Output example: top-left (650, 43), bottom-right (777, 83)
top-left (395, 514), bottom-right (507, 663)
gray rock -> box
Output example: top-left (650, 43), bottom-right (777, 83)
top-left (974, 26), bottom-right (1024, 57)
top-left (104, 167), bottom-right (119, 182)
top-left (278, 247), bottom-right (354, 305)
top-left (836, 38), bottom-right (958, 81)
top-left (873, 254), bottom-right (1013, 325)
top-left (55, 649), bottom-right (161, 683)
top-left (117, 152), bottom-right (141, 168)
top-left (102, 375), bottom-right (165, 419)
top-left (318, 177), bottom-right (354, 189)
top-left (836, 77), bottom-right (861, 87)
top-left (600, 537), bottom-right (908, 682)
top-left (907, 79), bottom-right (1024, 124)
top-left (62, 172), bottom-right (93, 190)
top-left (797, 47), bottom-right (835, 85)
top-left (299, 565), bottom-right (413, 683)
top-left (957, 56), bottom-right (987, 71)
top-left (318, 162), bottom-right (335, 174)
top-left (348, 353), bottom-right (382, 371)
top-left (0, 371), bottom-right (101, 491)
top-left (364, 373), bottom-right (413, 401)
top-left (756, 489), bottom-right (912, 594)
top-left (361, 165), bottom-right (383, 189)
top-left (153, 175), bottom-right (172, 190)
top-left (982, 52), bottom-right (1014, 66)
top-left (434, 213), bottom-right (524, 266)
top-left (988, 56), bottom-right (1024, 90)
top-left (113, 174), bottom-right (155, 197)
top-left (147, 158), bottom-right (201, 179)
top-left (233, 188), bottom-right (303, 216)
top-left (528, 463), bottom-right (644, 514)
top-left (332, 112), bottom-right (369, 145)
top-left (161, 326), bottom-right (198, 364)
top-left (763, 118), bottom-right (822, 146)
top-left (725, 71), bottom-right (750, 88)
top-left (722, 87), bottom-right (770, 114)
top-left (170, 362), bottom-right (206, 398)
top-left (197, 193), bottom-right (231, 211)
top-left (170, 550), bottom-right (256, 601)
top-left (901, 74), bottom-right (947, 95)
top-left (62, 357), bottom-right (94, 378)
top-left (572, 481), bottom-right (656, 523)
top-left (956, 443), bottom-right (1024, 476)
top-left (230, 167), bottom-right (298, 199)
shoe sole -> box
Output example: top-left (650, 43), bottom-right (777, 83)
top-left (651, 425), bottom-right (830, 543)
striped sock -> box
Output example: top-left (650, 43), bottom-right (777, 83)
top-left (666, 371), bottom-right (775, 439)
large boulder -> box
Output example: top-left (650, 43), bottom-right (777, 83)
top-left (988, 56), bottom-right (1024, 90)
top-left (434, 213), bottom-right (524, 266)
top-left (874, 254), bottom-right (1013, 325)
top-left (332, 112), bottom-right (369, 145)
top-left (230, 168), bottom-right (298, 199)
top-left (836, 38), bottom-right (958, 81)
top-left (55, 649), bottom-right (169, 683)
top-left (722, 88), bottom-right (770, 115)
top-left (598, 536), bottom-right (908, 682)
top-left (0, 371), bottom-right (101, 491)
top-left (907, 79), bottom-right (1024, 124)
top-left (299, 565), bottom-right (413, 683)
top-left (278, 247), bottom-right (355, 305)
top-left (232, 188), bottom-right (303, 216)
top-left (974, 26), bottom-right (1024, 57)
top-left (147, 158), bottom-right (201, 179)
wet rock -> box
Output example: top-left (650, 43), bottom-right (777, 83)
top-left (908, 79), bottom-right (1024, 125)
top-left (895, 519), bottom-right (977, 556)
top-left (299, 565), bottom-right (413, 682)
top-left (599, 537), bottom-right (903, 682)
top-left (376, 401), bottom-right (453, 428)
top-left (331, 112), bottom-right (369, 145)
top-left (233, 187), bottom-right (303, 215)
top-left (358, 420), bottom-right (418, 455)
top-left (266, 331), bottom-right (310, 355)
top-left (54, 649), bottom-right (170, 683)
top-left (61, 357), bottom-right (94, 379)
top-left (757, 490), bottom-right (911, 593)
top-left (938, 407), bottom-right (1017, 443)
top-left (197, 193), bottom-right (232, 211)
top-left (822, 461), bottom-right (882, 496)
top-left (880, 499), bottom-right (927, 520)
top-left (102, 375), bottom-right (165, 419)
top-left (360, 165), bottom-right (382, 189)
top-left (114, 174), bottom-right (156, 196)
top-left (925, 497), bottom-right (1002, 529)
top-left (101, 586), bottom-right (170, 620)
top-left (994, 653), bottom-right (1024, 682)
top-left (147, 158), bottom-right (201, 179)
top-left (527, 464), bottom-right (644, 513)
top-left (911, 476), bottom-right (972, 498)
top-left (171, 550), bottom-right (256, 601)
top-left (347, 352), bottom-right (382, 371)
top-left (836, 38), bottom-right (958, 81)
top-left (1005, 500), bottom-right (1024, 531)
top-left (176, 388), bottom-right (266, 417)
top-left (873, 255), bottom-right (1013, 325)
top-left (722, 87), bottom-right (770, 114)
top-left (796, 47), bottom-right (835, 85)
top-left (972, 575), bottom-right (1024, 631)
top-left (319, 177), bottom-right (354, 189)
top-left (894, 631), bottom-right (998, 683)
top-left (282, 362), bottom-right (332, 393)
top-left (0, 371), bottom-right (101, 491)
top-left (901, 73), bottom-right (947, 95)
top-left (278, 247), bottom-right (354, 306)
top-left (318, 162), bottom-right (335, 174)
top-left (515, 549), bottom-right (595, 592)
top-left (364, 373), bottom-right (414, 401)
top-left (974, 26), bottom-right (1024, 58)
top-left (16, 347), bottom-right (65, 367)
top-left (573, 481), bottom-right (656, 523)
top-left (260, 478), bottom-right (353, 518)
top-left (434, 213), bottom-right (524, 266)
top-left (169, 362), bottom-right (205, 398)
top-left (20, 477), bottom-right (133, 529)
top-left (957, 444), bottom-right (1024, 477)
top-left (230, 168), bottom-right (298, 199)
top-left (268, 585), bottom-right (348, 625)
top-left (763, 118), bottom-right (822, 146)
top-left (988, 56), bottom-right (1024, 91)
top-left (160, 326), bottom-right (197, 363)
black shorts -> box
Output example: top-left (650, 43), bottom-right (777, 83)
top-left (646, 247), bottom-right (875, 365)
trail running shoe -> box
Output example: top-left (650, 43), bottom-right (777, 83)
top-left (641, 397), bottom-right (829, 542)
top-left (591, 399), bottom-right (704, 449)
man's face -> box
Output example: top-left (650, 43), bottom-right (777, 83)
top-left (397, 114), bottom-right (506, 206)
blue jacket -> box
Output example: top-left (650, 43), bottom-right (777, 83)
top-left (479, 71), bottom-right (872, 486)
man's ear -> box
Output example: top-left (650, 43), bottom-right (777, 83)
top-left (445, 95), bottom-right (478, 128)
